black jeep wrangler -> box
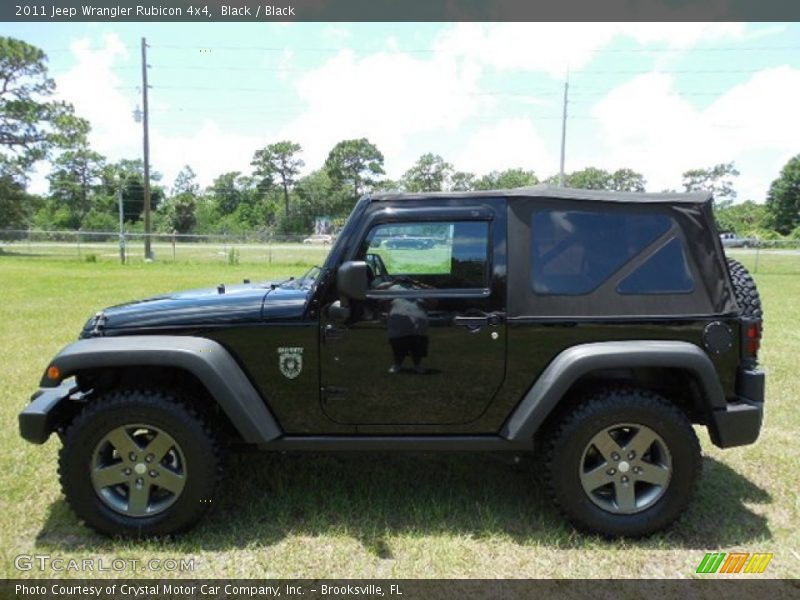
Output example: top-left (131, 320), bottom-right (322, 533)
top-left (19, 186), bottom-right (765, 538)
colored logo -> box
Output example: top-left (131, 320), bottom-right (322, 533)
top-left (696, 552), bottom-right (773, 574)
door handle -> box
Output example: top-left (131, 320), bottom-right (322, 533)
top-left (453, 316), bottom-right (489, 330)
top-left (453, 313), bottom-right (505, 328)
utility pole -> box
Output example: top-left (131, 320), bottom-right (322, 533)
top-left (558, 68), bottom-right (569, 187)
top-left (140, 37), bottom-right (153, 260)
top-left (118, 185), bottom-right (125, 264)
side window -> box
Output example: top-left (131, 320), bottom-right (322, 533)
top-left (362, 221), bottom-right (490, 289)
top-left (617, 238), bottom-right (695, 294)
top-left (531, 209), bottom-right (672, 295)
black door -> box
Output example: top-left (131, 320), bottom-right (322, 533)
top-left (320, 213), bottom-right (506, 426)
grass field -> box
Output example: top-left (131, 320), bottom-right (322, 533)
top-left (0, 256), bottom-right (797, 579)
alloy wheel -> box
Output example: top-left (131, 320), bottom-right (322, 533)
top-left (579, 422), bottom-right (672, 515)
top-left (90, 424), bottom-right (187, 517)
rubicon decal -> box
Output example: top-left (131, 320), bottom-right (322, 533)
top-left (696, 552), bottom-right (773, 574)
top-left (277, 347), bottom-right (304, 379)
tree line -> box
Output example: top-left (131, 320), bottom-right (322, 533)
top-left (2, 35), bottom-right (800, 240)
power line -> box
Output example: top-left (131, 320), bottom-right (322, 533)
top-left (121, 65), bottom-right (783, 76)
top-left (150, 43), bottom-right (800, 54)
top-left (568, 67), bottom-right (784, 75)
top-left (149, 84), bottom-right (567, 97)
top-left (140, 85), bottom-right (759, 114)
top-left (147, 83), bottom-right (763, 97)
top-left (50, 42), bottom-right (800, 55)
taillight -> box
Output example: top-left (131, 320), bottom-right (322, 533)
top-left (744, 321), bottom-right (761, 359)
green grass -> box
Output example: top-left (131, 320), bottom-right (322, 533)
top-left (0, 256), bottom-right (797, 579)
top-left (372, 246), bottom-right (451, 274)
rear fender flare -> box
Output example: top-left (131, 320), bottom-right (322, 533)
top-left (501, 340), bottom-right (725, 441)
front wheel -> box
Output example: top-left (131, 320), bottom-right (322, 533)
top-left (544, 387), bottom-right (701, 537)
top-left (59, 389), bottom-right (222, 537)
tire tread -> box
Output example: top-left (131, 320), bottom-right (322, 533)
top-left (58, 388), bottom-right (223, 537)
top-left (542, 385), bottom-right (701, 537)
top-left (727, 258), bottom-right (763, 321)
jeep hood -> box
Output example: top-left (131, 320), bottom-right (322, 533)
top-left (81, 281), bottom-right (309, 335)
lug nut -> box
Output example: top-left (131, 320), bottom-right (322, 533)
top-left (145, 454), bottom-right (154, 463)
top-left (123, 468), bottom-right (132, 476)
top-left (606, 468), bottom-right (616, 476)
top-left (149, 470), bottom-right (158, 478)
top-left (611, 452), bottom-right (620, 461)
top-left (128, 452), bottom-right (137, 462)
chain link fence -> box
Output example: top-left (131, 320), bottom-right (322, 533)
top-left (1, 229), bottom-right (800, 274)
top-left (724, 241), bottom-right (800, 275)
top-left (0, 229), bottom-right (333, 266)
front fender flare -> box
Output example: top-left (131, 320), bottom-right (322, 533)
top-left (501, 340), bottom-right (725, 441)
top-left (41, 336), bottom-right (282, 444)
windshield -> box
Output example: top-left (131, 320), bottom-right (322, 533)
top-left (280, 266), bottom-right (321, 290)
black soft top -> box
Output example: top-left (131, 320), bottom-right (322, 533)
top-left (370, 185), bottom-right (713, 205)
top-left (370, 185), bottom-right (736, 318)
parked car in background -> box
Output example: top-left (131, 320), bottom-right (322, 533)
top-left (720, 232), bottom-right (755, 248)
top-left (383, 236), bottom-right (436, 249)
top-left (303, 234), bottom-right (333, 245)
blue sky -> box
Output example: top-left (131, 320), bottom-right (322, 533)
top-left (3, 22), bottom-right (799, 200)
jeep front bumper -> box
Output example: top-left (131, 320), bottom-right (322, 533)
top-left (708, 367), bottom-right (765, 448)
top-left (19, 380), bottom-right (77, 444)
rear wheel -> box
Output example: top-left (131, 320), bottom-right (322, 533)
top-left (544, 387), bottom-right (701, 537)
top-left (59, 389), bottom-right (222, 537)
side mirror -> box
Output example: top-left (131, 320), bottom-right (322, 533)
top-left (337, 260), bottom-right (368, 300)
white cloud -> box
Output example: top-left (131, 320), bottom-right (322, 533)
top-left (588, 66), bottom-right (800, 199)
top-left (433, 23), bottom-right (747, 77)
top-left (54, 33), bottom-right (138, 159)
top-left (706, 66), bottom-right (800, 149)
top-left (150, 122), bottom-right (262, 190)
top-left (25, 34), bottom-right (137, 193)
top-left (627, 23), bottom-right (746, 48)
top-left (37, 34), bottom-right (268, 193)
top-left (454, 118), bottom-right (554, 177)
top-left (32, 24), bottom-right (794, 205)
top-left (273, 23), bottom-right (753, 183)
top-left (278, 48), bottom-right (486, 176)
top-left (275, 48), bottom-right (294, 83)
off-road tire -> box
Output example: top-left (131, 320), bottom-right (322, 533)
top-left (544, 387), bottom-right (701, 537)
top-left (59, 389), bottom-right (222, 537)
top-left (727, 258), bottom-right (762, 320)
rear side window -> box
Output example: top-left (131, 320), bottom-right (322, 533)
top-left (531, 209), bottom-right (672, 295)
top-left (617, 237), bottom-right (695, 294)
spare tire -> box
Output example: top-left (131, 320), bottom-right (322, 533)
top-left (727, 258), bottom-right (763, 320)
